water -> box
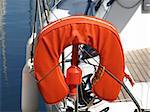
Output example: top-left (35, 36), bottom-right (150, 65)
top-left (0, 0), bottom-right (34, 111)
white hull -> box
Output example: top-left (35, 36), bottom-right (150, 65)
top-left (21, 61), bottom-right (39, 111)
top-left (22, 33), bottom-right (39, 111)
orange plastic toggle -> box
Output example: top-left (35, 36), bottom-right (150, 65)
top-left (66, 65), bottom-right (82, 85)
top-left (69, 85), bottom-right (77, 96)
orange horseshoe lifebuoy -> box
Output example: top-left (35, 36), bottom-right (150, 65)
top-left (34, 16), bottom-right (125, 104)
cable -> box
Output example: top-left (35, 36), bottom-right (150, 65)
top-left (42, 0), bottom-right (49, 24)
top-left (116, 0), bottom-right (141, 9)
top-left (95, 0), bottom-right (104, 11)
top-left (107, 0), bottom-right (115, 6)
top-left (49, 7), bottom-right (60, 20)
top-left (99, 107), bottom-right (109, 112)
top-left (51, 0), bottom-right (62, 10)
top-left (37, 0), bottom-right (44, 29)
top-left (84, 0), bottom-right (92, 15)
top-left (30, 0), bottom-right (38, 63)
top-left (78, 46), bottom-right (142, 112)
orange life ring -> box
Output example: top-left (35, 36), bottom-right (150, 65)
top-left (34, 16), bottom-right (125, 104)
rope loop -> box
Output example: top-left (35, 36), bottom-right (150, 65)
top-left (92, 66), bottom-right (105, 85)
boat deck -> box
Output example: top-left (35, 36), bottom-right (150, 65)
top-left (118, 48), bottom-right (150, 101)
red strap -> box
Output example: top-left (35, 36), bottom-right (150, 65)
top-left (125, 73), bottom-right (134, 86)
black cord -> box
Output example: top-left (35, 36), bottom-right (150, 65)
top-left (79, 45), bottom-right (142, 112)
top-left (84, 0), bottom-right (92, 15)
top-left (99, 107), bottom-right (109, 112)
top-left (95, 0), bottom-right (104, 11)
top-left (107, 0), bottom-right (115, 6)
top-left (30, 0), bottom-right (38, 63)
top-left (42, 0), bottom-right (49, 24)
